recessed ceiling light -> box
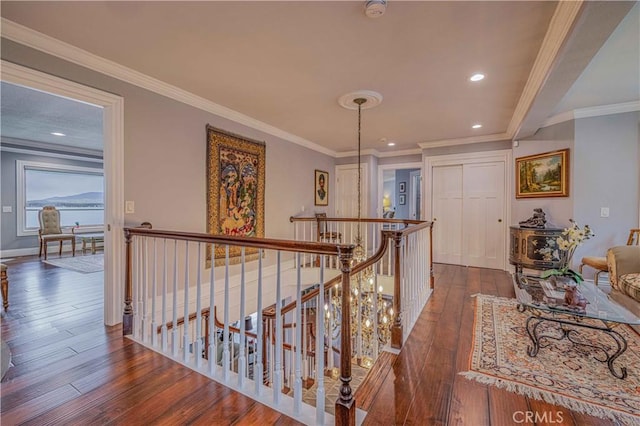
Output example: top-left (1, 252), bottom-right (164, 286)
top-left (387, 141), bottom-right (396, 147)
top-left (472, 124), bottom-right (482, 129)
top-left (51, 132), bottom-right (66, 136)
top-left (470, 73), bottom-right (485, 82)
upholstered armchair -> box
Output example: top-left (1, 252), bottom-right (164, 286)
top-left (606, 245), bottom-right (640, 318)
top-left (38, 206), bottom-right (76, 260)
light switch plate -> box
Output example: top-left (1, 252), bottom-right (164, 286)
top-left (600, 207), bottom-right (609, 218)
top-left (125, 201), bottom-right (135, 214)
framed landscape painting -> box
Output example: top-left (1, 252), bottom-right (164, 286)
top-left (516, 149), bottom-right (569, 198)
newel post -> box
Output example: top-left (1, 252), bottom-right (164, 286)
top-left (391, 232), bottom-right (403, 349)
top-left (429, 222), bottom-right (435, 289)
top-left (335, 245), bottom-right (355, 426)
top-left (123, 229), bottom-right (133, 336)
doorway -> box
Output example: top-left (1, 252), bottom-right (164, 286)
top-left (377, 162), bottom-right (422, 220)
top-left (2, 61), bottom-right (125, 325)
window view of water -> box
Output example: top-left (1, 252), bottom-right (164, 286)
top-left (24, 166), bottom-right (104, 230)
top-left (26, 208), bottom-right (104, 229)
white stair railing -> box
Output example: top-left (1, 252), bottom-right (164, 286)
top-left (123, 228), bottom-right (355, 425)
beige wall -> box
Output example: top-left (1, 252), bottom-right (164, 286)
top-left (1, 39), bottom-right (334, 242)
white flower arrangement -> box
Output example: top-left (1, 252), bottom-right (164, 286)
top-left (540, 219), bottom-right (594, 283)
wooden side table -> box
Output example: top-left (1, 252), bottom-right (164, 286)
top-left (1, 264), bottom-right (8, 310)
top-left (79, 233), bottom-right (105, 254)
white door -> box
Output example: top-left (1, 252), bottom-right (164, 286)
top-left (431, 165), bottom-right (463, 265)
top-left (462, 161), bottom-right (506, 269)
top-left (335, 165), bottom-right (367, 218)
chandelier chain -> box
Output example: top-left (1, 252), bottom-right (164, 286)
top-left (355, 97), bottom-right (366, 245)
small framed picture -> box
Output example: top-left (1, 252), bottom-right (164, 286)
top-left (399, 182), bottom-right (406, 193)
top-left (315, 170), bottom-right (329, 206)
top-left (399, 194), bottom-right (406, 205)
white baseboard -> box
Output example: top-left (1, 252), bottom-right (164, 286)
top-left (1, 247), bottom-right (39, 257)
top-left (0, 246), bottom-right (77, 258)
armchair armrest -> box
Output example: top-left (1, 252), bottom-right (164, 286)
top-left (607, 245), bottom-right (640, 289)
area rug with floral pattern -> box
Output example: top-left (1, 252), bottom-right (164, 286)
top-left (461, 294), bottom-right (640, 425)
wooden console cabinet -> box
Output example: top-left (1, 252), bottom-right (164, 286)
top-left (509, 226), bottom-right (564, 273)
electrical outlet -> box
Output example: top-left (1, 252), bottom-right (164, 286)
top-left (2, 206), bottom-right (12, 213)
top-left (125, 201), bottom-right (135, 214)
top-left (600, 207), bottom-right (609, 218)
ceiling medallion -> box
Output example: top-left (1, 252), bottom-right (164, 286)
top-left (338, 90), bottom-right (383, 110)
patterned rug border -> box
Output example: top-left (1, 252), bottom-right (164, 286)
top-left (461, 293), bottom-right (640, 426)
top-left (43, 254), bottom-right (104, 274)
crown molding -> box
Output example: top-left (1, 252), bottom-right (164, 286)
top-left (542, 100), bottom-right (640, 128)
top-left (0, 145), bottom-right (104, 164)
top-left (334, 147), bottom-right (422, 159)
top-left (506, 1), bottom-right (584, 138)
top-left (1, 136), bottom-right (104, 158)
top-left (1, 18), bottom-right (336, 158)
top-left (335, 148), bottom-right (379, 158)
top-left (418, 132), bottom-right (510, 149)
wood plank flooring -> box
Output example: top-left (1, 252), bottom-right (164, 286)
top-left (1, 257), bottom-right (616, 425)
top-left (359, 264), bottom-right (615, 426)
top-left (0, 255), bottom-right (301, 425)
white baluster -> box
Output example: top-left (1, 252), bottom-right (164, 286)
top-left (273, 251), bottom-right (282, 404)
top-left (294, 253), bottom-right (302, 415)
top-left (151, 238), bottom-right (158, 348)
top-left (161, 239), bottom-right (168, 352)
top-left (141, 237), bottom-right (148, 343)
top-left (208, 243), bottom-right (217, 376)
top-left (238, 247), bottom-right (246, 387)
top-left (316, 259), bottom-right (325, 425)
top-left (223, 245), bottom-right (231, 381)
top-left (255, 249), bottom-right (263, 396)
top-left (195, 242), bottom-right (203, 369)
top-left (183, 242), bottom-right (190, 364)
top-left (172, 240), bottom-right (179, 357)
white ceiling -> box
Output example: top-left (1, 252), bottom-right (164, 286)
top-left (0, 1), bottom-right (638, 156)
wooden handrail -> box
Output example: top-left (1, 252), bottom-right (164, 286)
top-left (124, 227), bottom-right (350, 256)
top-left (290, 215), bottom-right (422, 226)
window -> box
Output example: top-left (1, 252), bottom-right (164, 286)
top-left (17, 160), bottom-right (104, 236)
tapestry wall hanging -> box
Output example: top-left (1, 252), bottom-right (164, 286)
top-left (516, 148), bottom-right (569, 198)
top-left (206, 125), bottom-right (265, 266)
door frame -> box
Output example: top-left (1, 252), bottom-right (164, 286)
top-left (376, 162), bottom-right (423, 218)
top-left (409, 170), bottom-right (421, 220)
top-left (2, 60), bottom-right (125, 326)
top-left (424, 149), bottom-right (512, 270)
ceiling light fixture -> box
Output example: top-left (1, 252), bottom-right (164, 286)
top-left (472, 124), bottom-right (483, 129)
top-left (470, 73), bottom-right (485, 82)
top-left (51, 132), bottom-right (66, 136)
top-left (387, 141), bottom-right (396, 147)
top-left (364, 0), bottom-right (387, 18)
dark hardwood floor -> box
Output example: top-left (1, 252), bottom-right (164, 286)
top-left (1, 257), bottom-right (614, 425)
top-left (0, 255), bottom-right (301, 425)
